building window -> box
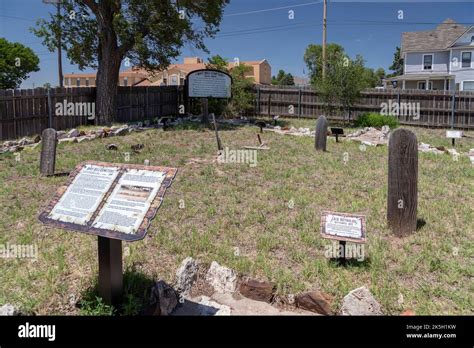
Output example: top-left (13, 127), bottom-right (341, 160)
top-left (170, 74), bottom-right (178, 85)
top-left (76, 78), bottom-right (80, 87)
top-left (461, 52), bottom-right (471, 68)
top-left (423, 54), bottom-right (433, 70)
top-left (124, 77), bottom-right (128, 86)
top-left (471, 35), bottom-right (474, 43)
top-left (85, 78), bottom-right (89, 87)
top-left (463, 81), bottom-right (474, 91)
top-left (180, 77), bottom-right (185, 85)
top-left (418, 81), bottom-right (433, 90)
top-left (163, 78), bottom-right (167, 85)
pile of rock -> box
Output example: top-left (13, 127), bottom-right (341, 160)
top-left (347, 126), bottom-right (391, 146)
top-left (0, 124), bottom-right (150, 154)
top-left (265, 126), bottom-right (316, 137)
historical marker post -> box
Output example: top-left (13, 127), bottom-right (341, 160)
top-left (387, 129), bottom-right (418, 236)
top-left (98, 236), bottom-right (123, 306)
top-left (40, 128), bottom-right (57, 176)
top-left (201, 98), bottom-right (209, 125)
top-left (39, 161), bottom-right (178, 307)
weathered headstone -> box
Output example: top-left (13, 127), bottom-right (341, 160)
top-left (39, 128), bottom-right (57, 176)
top-left (387, 128), bottom-right (418, 236)
top-left (315, 115), bottom-right (328, 151)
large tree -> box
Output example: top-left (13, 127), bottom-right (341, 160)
top-left (305, 43), bottom-right (376, 119)
top-left (33, 0), bottom-right (229, 125)
top-left (272, 69), bottom-right (294, 86)
top-left (0, 38), bottom-right (40, 89)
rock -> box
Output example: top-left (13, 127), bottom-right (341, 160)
top-left (341, 287), bottom-right (383, 315)
top-left (131, 144), bottom-right (144, 153)
top-left (401, 309), bottom-right (416, 316)
top-left (0, 304), bottom-right (20, 316)
top-left (58, 137), bottom-right (75, 144)
top-left (67, 128), bottom-right (80, 138)
top-left (79, 130), bottom-right (86, 136)
top-left (75, 136), bottom-right (88, 143)
top-left (381, 125), bottom-right (390, 134)
top-left (106, 144), bottom-right (118, 151)
top-left (56, 130), bottom-right (67, 139)
top-left (205, 261), bottom-right (237, 294)
top-left (435, 145), bottom-right (446, 152)
top-left (33, 135), bottom-right (41, 143)
top-left (175, 257), bottom-right (198, 296)
top-left (18, 137), bottom-right (33, 146)
top-left (239, 277), bottom-right (275, 303)
top-left (447, 148), bottom-right (460, 157)
top-left (114, 126), bottom-right (129, 136)
top-left (172, 296), bottom-right (231, 316)
top-left (212, 293), bottom-right (317, 315)
top-left (295, 290), bottom-right (333, 315)
top-left (149, 280), bottom-right (178, 316)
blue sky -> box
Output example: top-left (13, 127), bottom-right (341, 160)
top-left (1, 0), bottom-right (473, 88)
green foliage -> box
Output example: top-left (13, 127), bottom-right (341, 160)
top-left (388, 46), bottom-right (404, 77)
top-left (0, 38), bottom-right (40, 89)
top-left (206, 55), bottom-right (254, 117)
top-left (78, 296), bottom-right (115, 316)
top-left (355, 112), bottom-right (400, 128)
top-left (272, 69), bottom-right (294, 86)
top-left (305, 43), bottom-right (384, 116)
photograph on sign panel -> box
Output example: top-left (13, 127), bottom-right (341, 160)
top-left (0, 0), bottom-right (473, 344)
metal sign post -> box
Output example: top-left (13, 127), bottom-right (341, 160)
top-left (98, 237), bottom-right (123, 306)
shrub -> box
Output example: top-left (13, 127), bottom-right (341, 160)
top-left (354, 112), bottom-right (399, 128)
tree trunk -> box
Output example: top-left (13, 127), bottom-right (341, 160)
top-left (96, 46), bottom-right (121, 126)
top-left (95, 2), bottom-right (122, 126)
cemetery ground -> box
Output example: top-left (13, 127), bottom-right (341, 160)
top-left (0, 119), bottom-right (472, 315)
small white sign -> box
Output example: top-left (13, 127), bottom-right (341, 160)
top-left (320, 211), bottom-right (366, 243)
top-left (187, 70), bottom-right (231, 99)
top-left (446, 130), bottom-right (463, 139)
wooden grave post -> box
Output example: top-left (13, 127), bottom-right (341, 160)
top-left (201, 98), bottom-right (209, 124)
top-left (315, 115), bottom-right (328, 151)
top-left (211, 112), bottom-right (223, 151)
top-left (40, 128), bottom-right (57, 176)
top-left (387, 128), bottom-right (418, 236)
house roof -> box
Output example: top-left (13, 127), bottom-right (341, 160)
top-left (401, 19), bottom-right (468, 54)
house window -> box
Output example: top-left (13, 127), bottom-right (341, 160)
top-left (76, 78), bottom-right (80, 87)
top-left (85, 78), bottom-right (89, 87)
top-left (170, 74), bottom-right (178, 85)
top-left (123, 77), bottom-right (128, 86)
top-left (180, 77), bottom-right (185, 85)
top-left (471, 35), bottom-right (474, 43)
top-left (423, 54), bottom-right (433, 70)
top-left (418, 81), bottom-right (433, 90)
top-left (463, 81), bottom-right (474, 91)
top-left (461, 52), bottom-right (471, 68)
top-left (163, 78), bottom-right (167, 85)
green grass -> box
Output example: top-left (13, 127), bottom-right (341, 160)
top-left (0, 119), bottom-right (473, 315)
top-left (355, 112), bottom-right (400, 128)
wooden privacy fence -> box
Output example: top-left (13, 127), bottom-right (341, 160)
top-left (254, 86), bottom-right (474, 129)
top-left (0, 86), bottom-right (179, 140)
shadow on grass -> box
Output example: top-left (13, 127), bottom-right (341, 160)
top-left (416, 218), bottom-right (426, 231)
top-left (328, 257), bottom-right (371, 269)
top-left (77, 267), bottom-right (155, 316)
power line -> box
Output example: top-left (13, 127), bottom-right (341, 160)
top-left (224, 1), bottom-right (323, 17)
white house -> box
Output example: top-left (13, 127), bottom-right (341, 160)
top-left (388, 19), bottom-right (474, 91)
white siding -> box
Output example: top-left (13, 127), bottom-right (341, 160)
top-left (405, 51), bottom-right (450, 74)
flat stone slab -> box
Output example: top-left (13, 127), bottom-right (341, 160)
top-left (211, 293), bottom-right (318, 316)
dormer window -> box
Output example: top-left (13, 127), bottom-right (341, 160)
top-left (471, 35), bottom-right (474, 43)
top-left (423, 54), bottom-right (433, 70)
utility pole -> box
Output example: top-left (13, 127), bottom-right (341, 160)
top-left (322, 0), bottom-right (327, 80)
top-left (56, 2), bottom-right (63, 88)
